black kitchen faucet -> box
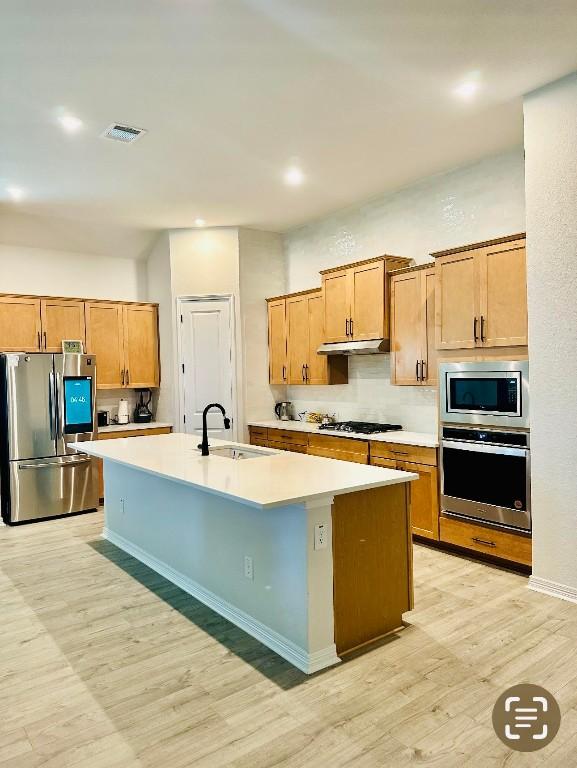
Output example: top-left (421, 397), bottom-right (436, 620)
top-left (198, 403), bottom-right (231, 456)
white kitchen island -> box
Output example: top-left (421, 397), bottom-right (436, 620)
top-left (77, 432), bottom-right (417, 674)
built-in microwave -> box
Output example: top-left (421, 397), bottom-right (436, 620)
top-left (439, 361), bottom-right (529, 429)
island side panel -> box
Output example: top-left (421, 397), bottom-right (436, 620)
top-left (332, 483), bottom-right (413, 655)
top-left (102, 461), bottom-right (339, 673)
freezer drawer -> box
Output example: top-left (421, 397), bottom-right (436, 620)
top-left (8, 454), bottom-right (98, 523)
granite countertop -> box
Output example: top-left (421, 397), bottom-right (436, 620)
top-left (75, 433), bottom-right (417, 509)
top-left (98, 421), bottom-right (173, 434)
top-left (248, 420), bottom-right (439, 448)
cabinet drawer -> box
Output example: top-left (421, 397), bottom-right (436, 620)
top-left (98, 427), bottom-right (172, 440)
top-left (440, 515), bottom-right (531, 566)
top-left (268, 440), bottom-right (307, 454)
top-left (268, 428), bottom-right (308, 446)
top-left (309, 433), bottom-right (368, 455)
top-left (370, 441), bottom-right (437, 466)
top-left (248, 426), bottom-right (268, 441)
top-left (307, 446), bottom-right (368, 464)
top-left (250, 438), bottom-right (269, 448)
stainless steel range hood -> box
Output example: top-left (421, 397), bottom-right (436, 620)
top-left (317, 339), bottom-right (389, 355)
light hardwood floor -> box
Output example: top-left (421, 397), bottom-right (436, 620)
top-left (2, 510), bottom-right (577, 767)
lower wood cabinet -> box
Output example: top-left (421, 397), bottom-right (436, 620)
top-left (439, 515), bottom-right (532, 567)
top-left (307, 434), bottom-right (368, 464)
top-left (97, 426), bottom-right (172, 499)
top-left (248, 426), bottom-right (530, 567)
top-left (370, 441), bottom-right (439, 541)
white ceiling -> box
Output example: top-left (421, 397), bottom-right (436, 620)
top-left (2, 0), bottom-right (577, 259)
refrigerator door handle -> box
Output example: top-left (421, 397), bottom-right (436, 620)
top-left (48, 371), bottom-right (57, 440)
top-left (19, 457), bottom-right (92, 470)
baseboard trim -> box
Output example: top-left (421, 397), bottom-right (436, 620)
top-left (102, 527), bottom-right (340, 675)
top-left (528, 575), bottom-right (577, 604)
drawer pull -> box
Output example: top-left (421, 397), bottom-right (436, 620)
top-left (472, 536), bottom-right (496, 548)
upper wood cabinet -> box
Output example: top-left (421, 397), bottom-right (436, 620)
top-left (320, 255), bottom-right (411, 345)
top-left (123, 304), bottom-right (160, 388)
top-left (433, 234), bottom-right (527, 350)
top-left (267, 298), bottom-right (287, 385)
top-left (267, 290), bottom-right (347, 386)
top-left (40, 299), bottom-right (86, 352)
top-left (0, 296), bottom-right (42, 352)
top-left (85, 302), bottom-right (159, 389)
top-left (390, 265), bottom-right (437, 386)
top-left (85, 303), bottom-right (126, 388)
top-left (0, 296), bottom-right (86, 353)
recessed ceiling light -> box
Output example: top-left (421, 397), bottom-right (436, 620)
top-left (284, 166), bottom-right (305, 187)
top-left (453, 79), bottom-right (480, 100)
top-left (6, 186), bottom-right (25, 202)
top-left (58, 114), bottom-right (83, 133)
top-left (194, 218), bottom-right (206, 227)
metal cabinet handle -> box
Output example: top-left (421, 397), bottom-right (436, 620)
top-left (473, 317), bottom-right (478, 342)
top-left (37, 331), bottom-right (41, 349)
top-left (349, 317), bottom-right (353, 337)
top-left (301, 364), bottom-right (306, 382)
top-left (421, 359), bottom-right (427, 382)
top-left (126, 369), bottom-right (130, 385)
top-left (480, 315), bottom-right (486, 342)
top-left (43, 331), bottom-right (47, 349)
top-left (282, 365), bottom-right (286, 381)
top-left (305, 364), bottom-right (309, 382)
top-left (415, 360), bottom-right (420, 381)
top-left (472, 536), bottom-right (496, 548)
top-left (121, 369), bottom-right (125, 386)
top-left (345, 318), bottom-right (349, 337)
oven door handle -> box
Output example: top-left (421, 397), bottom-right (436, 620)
top-left (442, 439), bottom-right (528, 457)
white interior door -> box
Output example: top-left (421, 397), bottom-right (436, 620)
top-left (179, 298), bottom-right (235, 439)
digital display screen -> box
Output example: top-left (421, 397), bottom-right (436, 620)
top-left (64, 376), bottom-right (93, 434)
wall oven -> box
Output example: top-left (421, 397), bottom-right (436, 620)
top-left (441, 427), bottom-right (531, 531)
top-left (440, 360), bottom-right (529, 430)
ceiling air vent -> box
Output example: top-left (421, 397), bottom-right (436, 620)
top-left (101, 123), bottom-right (147, 143)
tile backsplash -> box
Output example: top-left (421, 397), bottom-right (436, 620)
top-left (287, 355), bottom-right (438, 432)
top-left (96, 389), bottom-right (161, 424)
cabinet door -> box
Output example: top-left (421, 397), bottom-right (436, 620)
top-left (85, 302), bottom-right (125, 389)
top-left (351, 260), bottom-right (385, 341)
top-left (421, 268), bottom-right (438, 385)
top-left (267, 299), bottom-right (287, 384)
top-left (398, 461), bottom-right (439, 540)
top-left (123, 304), bottom-right (159, 388)
top-left (435, 252), bottom-right (479, 349)
top-left (40, 299), bottom-right (86, 352)
top-left (323, 270), bottom-right (350, 343)
top-left (286, 295), bottom-right (309, 385)
top-left (0, 296), bottom-right (41, 352)
top-left (306, 293), bottom-right (328, 385)
top-left (479, 240), bottom-right (528, 347)
top-left (390, 272), bottom-right (422, 385)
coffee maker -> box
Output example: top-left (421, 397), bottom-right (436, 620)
top-left (133, 389), bottom-right (153, 424)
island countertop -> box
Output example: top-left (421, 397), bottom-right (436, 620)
top-left (76, 432), bottom-right (417, 510)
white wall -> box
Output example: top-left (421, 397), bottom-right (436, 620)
top-left (238, 229), bottom-right (286, 426)
top-left (0, 244), bottom-right (146, 302)
top-left (283, 148), bottom-right (526, 431)
top-left (146, 232), bottom-right (174, 423)
top-left (524, 73), bottom-right (577, 594)
top-left (146, 227), bottom-right (287, 433)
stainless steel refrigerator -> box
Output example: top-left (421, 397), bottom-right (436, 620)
top-left (0, 353), bottom-right (99, 524)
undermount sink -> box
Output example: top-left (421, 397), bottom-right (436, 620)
top-left (207, 445), bottom-right (271, 460)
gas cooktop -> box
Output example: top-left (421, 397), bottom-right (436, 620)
top-left (318, 421), bottom-right (402, 435)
